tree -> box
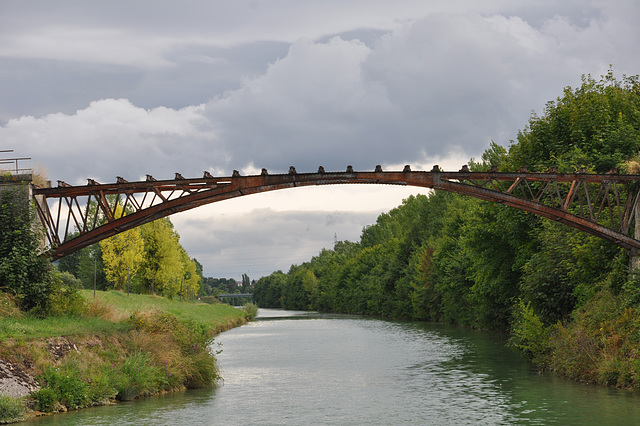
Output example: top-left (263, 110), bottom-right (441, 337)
top-left (508, 70), bottom-right (640, 173)
top-left (0, 184), bottom-right (54, 311)
top-left (99, 205), bottom-right (144, 290)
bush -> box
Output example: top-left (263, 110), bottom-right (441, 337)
top-left (509, 299), bottom-right (551, 365)
top-left (0, 395), bottom-right (27, 422)
top-left (115, 352), bottom-right (167, 400)
top-left (199, 296), bottom-right (220, 304)
top-left (32, 386), bottom-right (59, 413)
top-left (45, 280), bottom-right (88, 317)
top-left (243, 302), bottom-right (258, 320)
top-left (39, 364), bottom-right (88, 410)
top-left (56, 271), bottom-right (83, 289)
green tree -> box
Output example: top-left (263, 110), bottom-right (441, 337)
top-left (508, 70), bottom-right (640, 173)
top-left (0, 185), bottom-right (54, 311)
top-left (99, 205), bottom-right (145, 291)
top-left (140, 218), bottom-right (185, 297)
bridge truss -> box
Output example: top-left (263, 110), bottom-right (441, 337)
top-left (31, 166), bottom-right (640, 260)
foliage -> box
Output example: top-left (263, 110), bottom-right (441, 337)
top-left (45, 273), bottom-right (89, 317)
top-left (37, 362), bottom-right (89, 411)
top-left (0, 289), bottom-right (245, 418)
top-left (540, 291), bottom-right (640, 388)
top-left (243, 302), bottom-right (259, 320)
top-left (57, 243), bottom-right (110, 291)
top-left (114, 352), bottom-right (165, 400)
top-left (253, 70), bottom-right (640, 388)
top-left (0, 185), bottom-right (55, 311)
top-left (509, 300), bottom-right (551, 364)
top-left (0, 292), bottom-right (22, 319)
top-left (139, 218), bottom-right (199, 298)
top-left (0, 395), bottom-right (27, 423)
top-left (100, 206), bottom-right (145, 291)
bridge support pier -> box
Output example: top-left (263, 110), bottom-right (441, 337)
top-left (631, 195), bottom-right (640, 272)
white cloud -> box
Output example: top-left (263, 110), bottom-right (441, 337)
top-left (3, 99), bottom-right (216, 184)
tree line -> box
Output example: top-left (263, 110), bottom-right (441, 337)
top-left (253, 71), bottom-right (640, 387)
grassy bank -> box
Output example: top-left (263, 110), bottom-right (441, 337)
top-left (0, 290), bottom-right (252, 423)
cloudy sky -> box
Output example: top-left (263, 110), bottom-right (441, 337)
top-left (2, 1), bottom-right (639, 280)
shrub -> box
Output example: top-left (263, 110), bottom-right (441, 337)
top-left (0, 395), bottom-right (27, 422)
top-left (39, 364), bottom-right (88, 410)
top-left (509, 299), bottom-right (551, 365)
top-left (115, 352), bottom-right (164, 401)
top-left (184, 351), bottom-right (219, 389)
top-left (243, 302), bottom-right (258, 320)
top-left (32, 387), bottom-right (59, 413)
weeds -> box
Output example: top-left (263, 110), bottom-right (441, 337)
top-left (0, 395), bottom-right (27, 423)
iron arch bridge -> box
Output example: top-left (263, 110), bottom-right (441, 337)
top-left (31, 165), bottom-right (640, 261)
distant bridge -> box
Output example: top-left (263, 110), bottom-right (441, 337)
top-left (29, 165), bottom-right (640, 260)
top-left (217, 294), bottom-right (254, 299)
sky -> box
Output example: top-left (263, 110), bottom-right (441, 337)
top-left (2, 0), bottom-right (640, 280)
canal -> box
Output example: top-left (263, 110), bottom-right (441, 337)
top-left (26, 309), bottom-right (640, 425)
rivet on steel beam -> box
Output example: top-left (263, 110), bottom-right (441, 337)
top-left (459, 165), bottom-right (470, 172)
top-left (232, 170), bottom-right (241, 177)
top-left (289, 166), bottom-right (297, 174)
top-left (261, 168), bottom-right (268, 176)
top-left (518, 167), bottom-right (528, 173)
top-left (203, 171), bottom-right (214, 179)
top-left (87, 178), bottom-right (99, 185)
top-left (175, 173), bottom-right (185, 180)
top-left (403, 165), bottom-right (411, 172)
top-left (318, 166), bottom-right (325, 174)
top-left (546, 166), bottom-right (557, 173)
top-left (57, 180), bottom-right (71, 187)
top-left (146, 174), bottom-right (157, 181)
top-left (431, 165), bottom-right (440, 172)
top-left (375, 165), bottom-right (383, 172)
top-left (606, 168), bottom-right (618, 175)
top-left (346, 165), bottom-right (354, 173)
top-left (117, 176), bottom-right (128, 184)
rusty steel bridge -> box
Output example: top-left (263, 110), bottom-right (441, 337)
top-left (29, 165), bottom-right (640, 260)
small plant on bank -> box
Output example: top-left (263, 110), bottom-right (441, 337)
top-left (115, 352), bottom-right (164, 401)
top-left (32, 386), bottom-right (59, 413)
top-left (37, 363), bottom-right (89, 411)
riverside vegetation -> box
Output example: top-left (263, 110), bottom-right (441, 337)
top-left (254, 71), bottom-right (640, 390)
top-left (0, 289), bottom-right (255, 423)
top-left (0, 180), bottom-right (257, 423)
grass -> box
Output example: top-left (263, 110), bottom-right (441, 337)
top-left (0, 289), bottom-right (250, 421)
top-left (0, 291), bottom-right (246, 341)
top-left (81, 290), bottom-right (246, 330)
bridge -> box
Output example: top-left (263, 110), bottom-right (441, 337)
top-left (28, 165), bottom-right (640, 260)
top-left (217, 293), bottom-right (254, 306)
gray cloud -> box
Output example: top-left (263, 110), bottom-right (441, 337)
top-left (2, 0), bottom-right (639, 277)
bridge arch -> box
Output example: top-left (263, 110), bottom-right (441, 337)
top-left (32, 166), bottom-right (640, 260)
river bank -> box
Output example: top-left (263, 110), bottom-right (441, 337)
top-left (0, 290), bottom-right (252, 423)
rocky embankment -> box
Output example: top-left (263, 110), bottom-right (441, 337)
top-left (0, 359), bottom-right (39, 398)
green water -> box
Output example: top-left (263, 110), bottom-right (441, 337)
top-left (26, 309), bottom-right (640, 425)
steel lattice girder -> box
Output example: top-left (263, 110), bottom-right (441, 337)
top-left (31, 168), bottom-right (640, 260)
